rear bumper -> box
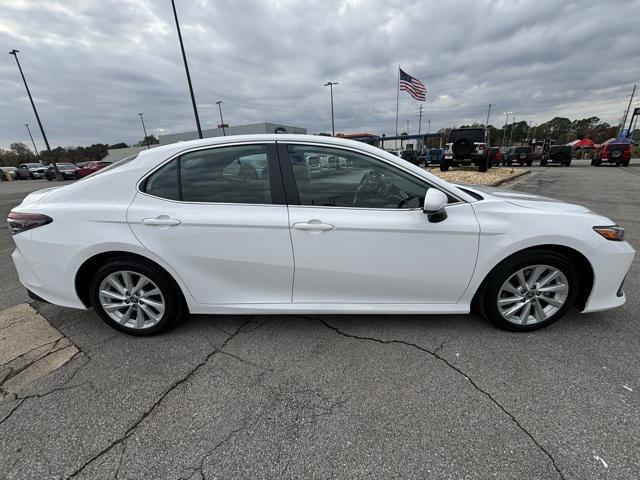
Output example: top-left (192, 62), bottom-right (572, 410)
top-left (582, 241), bottom-right (635, 313)
top-left (11, 247), bottom-right (86, 309)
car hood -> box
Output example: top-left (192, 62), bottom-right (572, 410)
top-left (462, 185), bottom-right (593, 214)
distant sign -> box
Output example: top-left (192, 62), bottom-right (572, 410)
top-left (634, 107), bottom-right (640, 116)
top-left (274, 127), bottom-right (287, 134)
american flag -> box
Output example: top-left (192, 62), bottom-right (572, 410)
top-left (399, 68), bottom-right (426, 101)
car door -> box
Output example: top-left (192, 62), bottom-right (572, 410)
top-left (127, 142), bottom-right (294, 305)
top-left (280, 142), bottom-right (480, 305)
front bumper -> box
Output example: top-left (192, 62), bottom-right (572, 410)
top-left (582, 241), bottom-right (635, 313)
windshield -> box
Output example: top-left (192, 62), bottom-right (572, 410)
top-left (24, 163), bottom-right (44, 168)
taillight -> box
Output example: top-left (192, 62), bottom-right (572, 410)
top-left (7, 212), bottom-right (52, 235)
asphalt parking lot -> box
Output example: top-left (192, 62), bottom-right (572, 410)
top-left (1, 160), bottom-right (638, 480)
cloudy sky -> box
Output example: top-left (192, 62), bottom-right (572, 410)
top-left (1, 0), bottom-right (639, 149)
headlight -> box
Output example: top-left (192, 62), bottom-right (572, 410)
top-left (593, 225), bottom-right (625, 241)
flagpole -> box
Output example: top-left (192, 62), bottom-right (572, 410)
top-left (395, 65), bottom-right (400, 137)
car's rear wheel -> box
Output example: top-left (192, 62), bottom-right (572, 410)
top-left (90, 258), bottom-right (183, 335)
top-left (540, 158), bottom-right (548, 166)
top-left (440, 159), bottom-right (450, 171)
top-left (478, 250), bottom-right (577, 331)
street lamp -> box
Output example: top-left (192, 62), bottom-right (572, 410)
top-left (170, 0), bottom-right (203, 139)
top-left (501, 112), bottom-right (512, 148)
top-left (324, 82), bottom-right (338, 136)
top-left (138, 113), bottom-right (150, 149)
top-left (25, 123), bottom-right (39, 156)
top-left (216, 100), bottom-right (226, 136)
top-left (9, 49), bottom-right (58, 175)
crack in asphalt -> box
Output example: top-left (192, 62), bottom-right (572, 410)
top-left (312, 317), bottom-right (567, 480)
top-left (65, 318), bottom-right (256, 479)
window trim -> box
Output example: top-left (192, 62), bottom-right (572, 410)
top-left (137, 141), bottom-right (286, 206)
top-left (278, 141), bottom-right (465, 210)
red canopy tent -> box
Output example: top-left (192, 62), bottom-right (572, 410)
top-left (572, 138), bottom-right (595, 148)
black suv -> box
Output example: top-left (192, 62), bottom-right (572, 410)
top-left (506, 146), bottom-right (533, 166)
top-left (541, 145), bottom-right (572, 166)
top-left (441, 128), bottom-right (489, 172)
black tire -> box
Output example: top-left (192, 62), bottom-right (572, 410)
top-left (594, 158), bottom-right (602, 167)
top-left (622, 160), bottom-right (630, 167)
top-left (563, 161), bottom-right (571, 167)
top-left (440, 159), bottom-right (450, 171)
top-left (526, 159), bottom-right (533, 167)
top-left (90, 257), bottom-right (184, 336)
top-left (540, 158), bottom-right (548, 166)
top-left (476, 250), bottom-right (577, 332)
top-left (590, 158), bottom-right (596, 166)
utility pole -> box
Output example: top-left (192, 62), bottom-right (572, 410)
top-left (9, 49), bottom-right (58, 175)
top-left (171, 0), bottom-right (203, 139)
top-left (418, 105), bottom-right (423, 135)
top-left (216, 100), bottom-right (226, 136)
top-left (619, 85), bottom-right (636, 136)
top-left (324, 82), bottom-right (338, 136)
top-left (485, 103), bottom-right (492, 144)
top-left (501, 112), bottom-right (512, 147)
top-left (25, 123), bottom-right (39, 156)
top-left (138, 113), bottom-right (150, 149)
top-left (406, 120), bottom-right (409, 135)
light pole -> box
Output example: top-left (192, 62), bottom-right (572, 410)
top-left (501, 112), bottom-right (512, 147)
top-left (215, 100), bottom-right (226, 136)
top-left (138, 113), bottom-right (150, 149)
top-left (485, 104), bottom-right (492, 144)
top-left (25, 123), bottom-right (39, 156)
top-left (508, 115), bottom-right (516, 147)
top-left (324, 82), bottom-right (338, 136)
top-left (9, 49), bottom-right (58, 175)
top-left (170, 0), bottom-right (203, 139)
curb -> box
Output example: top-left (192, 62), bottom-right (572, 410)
top-left (489, 169), bottom-right (531, 187)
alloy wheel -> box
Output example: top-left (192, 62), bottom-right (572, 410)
top-left (497, 265), bottom-right (569, 325)
top-left (98, 270), bottom-right (165, 329)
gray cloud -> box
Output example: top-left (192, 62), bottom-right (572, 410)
top-left (1, 0), bottom-right (639, 149)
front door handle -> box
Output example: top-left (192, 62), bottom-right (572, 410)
top-left (293, 220), bottom-right (335, 231)
top-left (142, 215), bottom-right (181, 226)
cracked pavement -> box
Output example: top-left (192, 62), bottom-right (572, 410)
top-left (0, 162), bottom-right (639, 479)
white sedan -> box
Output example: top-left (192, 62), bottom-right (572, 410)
top-left (8, 135), bottom-right (634, 335)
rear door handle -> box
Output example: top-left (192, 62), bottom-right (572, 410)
top-left (293, 220), bottom-right (335, 231)
top-left (142, 215), bottom-right (181, 226)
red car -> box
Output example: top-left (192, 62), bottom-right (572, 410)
top-left (592, 143), bottom-right (631, 167)
top-left (75, 160), bottom-right (113, 178)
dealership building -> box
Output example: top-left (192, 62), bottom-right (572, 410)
top-left (158, 122), bottom-right (307, 145)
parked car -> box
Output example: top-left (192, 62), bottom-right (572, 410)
top-left (45, 163), bottom-right (78, 180)
top-left (1, 166), bottom-right (18, 181)
top-left (15, 163), bottom-right (47, 179)
top-left (425, 148), bottom-right (445, 165)
top-left (541, 145), bottom-right (572, 166)
top-left (441, 128), bottom-right (489, 172)
top-left (75, 160), bottom-right (113, 178)
top-left (506, 146), bottom-right (533, 166)
top-left (486, 147), bottom-right (502, 166)
top-left (8, 135), bottom-right (634, 335)
top-left (592, 143), bottom-right (632, 167)
top-left (400, 149), bottom-right (419, 165)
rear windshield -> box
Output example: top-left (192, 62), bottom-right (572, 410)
top-left (513, 147), bottom-right (532, 153)
top-left (449, 129), bottom-right (485, 143)
top-left (549, 146), bottom-right (570, 152)
top-left (80, 154), bottom-right (138, 180)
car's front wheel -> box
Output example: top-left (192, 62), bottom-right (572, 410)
top-left (478, 250), bottom-right (577, 331)
top-left (90, 257), bottom-right (183, 335)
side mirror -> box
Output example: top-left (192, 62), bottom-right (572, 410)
top-left (423, 189), bottom-right (448, 223)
